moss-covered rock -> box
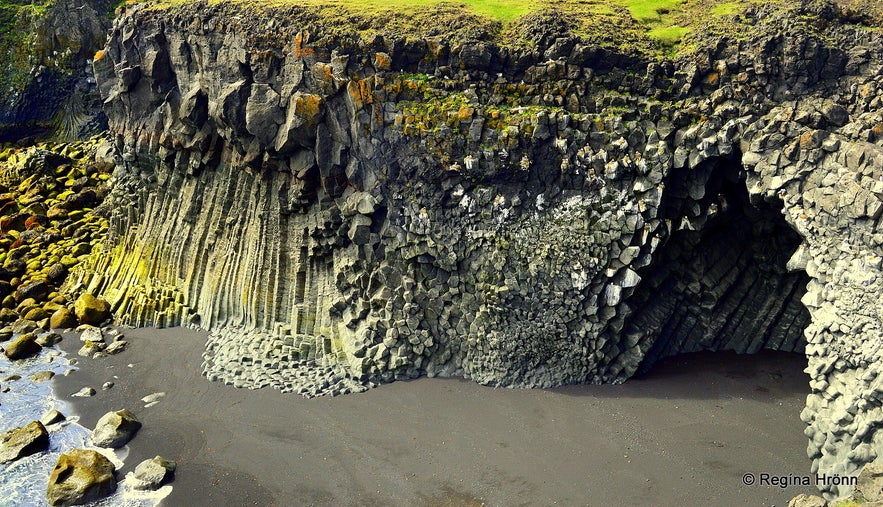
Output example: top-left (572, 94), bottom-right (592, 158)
top-left (49, 307), bottom-right (77, 329)
top-left (73, 293), bottom-right (110, 325)
top-left (46, 449), bottom-right (116, 507)
top-left (0, 420), bottom-right (49, 464)
top-left (3, 331), bottom-right (40, 359)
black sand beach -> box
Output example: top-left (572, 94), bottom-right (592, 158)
top-left (54, 328), bottom-right (815, 506)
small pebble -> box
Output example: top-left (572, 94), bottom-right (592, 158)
top-left (72, 387), bottom-right (96, 397)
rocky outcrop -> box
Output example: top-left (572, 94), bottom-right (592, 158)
top-left (0, 0), bottom-right (113, 141)
top-left (71, 0), bottom-right (883, 498)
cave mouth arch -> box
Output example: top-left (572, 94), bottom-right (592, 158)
top-left (625, 154), bottom-right (812, 374)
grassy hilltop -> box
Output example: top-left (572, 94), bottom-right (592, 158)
top-left (147, 0), bottom-right (883, 57)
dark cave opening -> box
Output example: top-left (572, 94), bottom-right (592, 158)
top-left (625, 154), bottom-right (812, 374)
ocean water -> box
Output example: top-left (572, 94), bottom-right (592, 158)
top-left (0, 345), bottom-right (171, 507)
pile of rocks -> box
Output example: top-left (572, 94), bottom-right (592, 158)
top-left (0, 138), bottom-right (113, 332)
top-left (1, 404), bottom-right (175, 506)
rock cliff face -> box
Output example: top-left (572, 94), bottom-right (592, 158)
top-left (73, 0), bottom-right (883, 496)
top-left (0, 0), bottom-right (111, 140)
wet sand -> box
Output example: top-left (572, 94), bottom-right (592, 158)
top-left (54, 328), bottom-right (815, 506)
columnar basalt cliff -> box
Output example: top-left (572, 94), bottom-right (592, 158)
top-left (72, 0), bottom-right (883, 497)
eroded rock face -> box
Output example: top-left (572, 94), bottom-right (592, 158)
top-left (0, 0), bottom-right (112, 139)
top-left (70, 0), bottom-right (883, 496)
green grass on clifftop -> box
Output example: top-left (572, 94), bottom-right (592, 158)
top-left (145, 0), bottom-right (883, 57)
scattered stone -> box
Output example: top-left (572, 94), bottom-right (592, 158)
top-left (141, 392), bottom-right (165, 407)
top-left (78, 340), bottom-right (105, 357)
top-left (0, 421), bottom-right (49, 464)
top-left (72, 387), bottom-right (96, 397)
top-left (2, 374), bottom-right (21, 381)
top-left (0, 327), bottom-right (12, 341)
top-left (104, 340), bottom-right (127, 355)
top-left (131, 456), bottom-right (176, 490)
top-left (4, 332), bottom-right (41, 360)
top-left (14, 280), bottom-right (49, 304)
top-left (90, 409), bottom-right (141, 448)
top-left (0, 308), bottom-right (16, 324)
top-left (11, 319), bottom-right (38, 335)
top-left (50, 307), bottom-right (78, 329)
top-left (786, 494), bottom-right (826, 507)
top-left (102, 382), bottom-right (114, 390)
top-left (29, 370), bottom-right (55, 383)
top-left (79, 325), bottom-right (103, 343)
top-left (858, 459), bottom-right (883, 502)
top-left (36, 332), bottom-right (63, 347)
top-left (40, 409), bottom-right (66, 426)
top-left (46, 449), bottom-right (117, 506)
top-left (73, 294), bottom-right (111, 326)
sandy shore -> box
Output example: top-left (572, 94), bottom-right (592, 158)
top-left (53, 327), bottom-right (815, 506)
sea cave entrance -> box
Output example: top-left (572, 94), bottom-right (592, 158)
top-left (623, 153), bottom-right (812, 373)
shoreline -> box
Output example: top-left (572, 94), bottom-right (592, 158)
top-left (52, 327), bottom-right (815, 506)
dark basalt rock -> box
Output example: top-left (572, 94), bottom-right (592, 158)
top-left (72, 0), bottom-right (883, 499)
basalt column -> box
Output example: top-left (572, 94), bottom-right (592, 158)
top-left (621, 155), bottom-right (811, 371)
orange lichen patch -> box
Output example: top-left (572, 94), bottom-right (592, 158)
top-left (291, 32), bottom-right (315, 59)
top-left (373, 52), bottom-right (392, 71)
top-left (457, 106), bottom-right (475, 121)
top-left (24, 215), bottom-right (46, 230)
top-left (799, 131), bottom-right (814, 149)
top-left (93, 49), bottom-right (106, 61)
top-left (347, 77), bottom-right (375, 111)
top-left (703, 71), bottom-right (720, 85)
top-left (294, 93), bottom-right (324, 126)
top-left (872, 123), bottom-right (883, 139)
top-left (313, 62), bottom-right (336, 93)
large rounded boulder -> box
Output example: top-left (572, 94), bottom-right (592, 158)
top-left (46, 449), bottom-right (117, 506)
top-left (0, 421), bottom-right (49, 464)
top-left (73, 294), bottom-right (111, 326)
top-left (90, 409), bottom-right (141, 448)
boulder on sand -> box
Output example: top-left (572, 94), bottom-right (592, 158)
top-left (73, 294), bottom-right (111, 326)
top-left (131, 456), bottom-right (177, 490)
top-left (46, 449), bottom-right (116, 506)
top-left (90, 409), bottom-right (141, 448)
